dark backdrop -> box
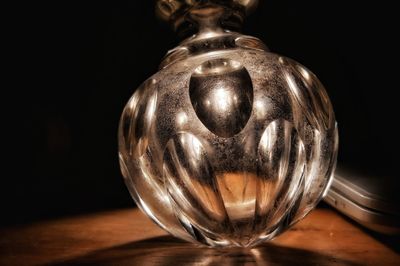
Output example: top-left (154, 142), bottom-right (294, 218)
top-left (3, 1), bottom-right (398, 225)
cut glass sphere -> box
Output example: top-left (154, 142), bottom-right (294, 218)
top-left (118, 2), bottom-right (338, 248)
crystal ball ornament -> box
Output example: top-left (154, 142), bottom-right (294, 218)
top-left (118, 0), bottom-right (338, 247)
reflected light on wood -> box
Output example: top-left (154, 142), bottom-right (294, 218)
top-left (0, 207), bottom-right (399, 265)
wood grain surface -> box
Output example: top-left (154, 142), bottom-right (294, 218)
top-left (1, 206), bottom-right (399, 266)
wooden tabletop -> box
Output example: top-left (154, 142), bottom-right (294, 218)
top-left (1, 206), bottom-right (399, 266)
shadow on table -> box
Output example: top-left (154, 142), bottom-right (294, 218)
top-left (48, 236), bottom-right (360, 266)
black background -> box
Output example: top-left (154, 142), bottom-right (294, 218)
top-left (3, 0), bottom-right (398, 225)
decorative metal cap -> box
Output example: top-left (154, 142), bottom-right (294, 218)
top-left (155, 0), bottom-right (259, 35)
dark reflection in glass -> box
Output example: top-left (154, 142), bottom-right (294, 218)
top-left (189, 58), bottom-right (253, 138)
